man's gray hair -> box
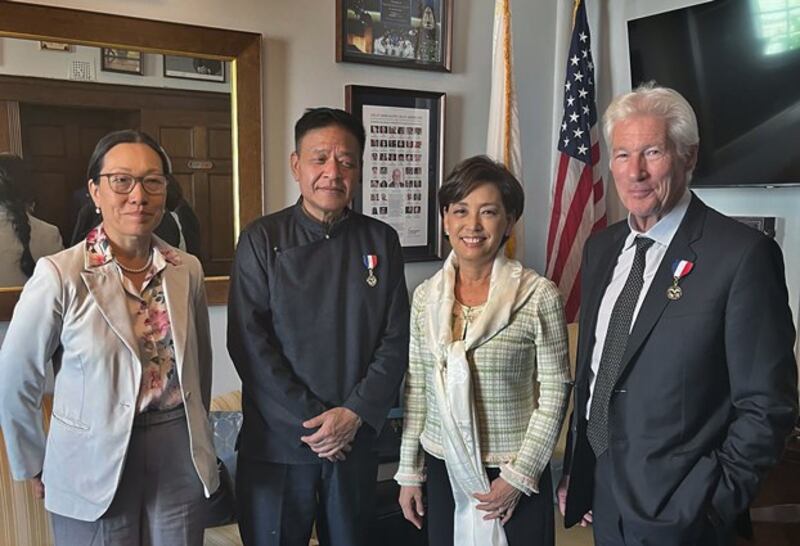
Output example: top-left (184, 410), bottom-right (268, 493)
top-left (603, 82), bottom-right (699, 161)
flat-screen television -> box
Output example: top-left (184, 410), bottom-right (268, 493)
top-left (628, 0), bottom-right (800, 188)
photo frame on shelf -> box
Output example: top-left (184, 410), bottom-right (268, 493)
top-left (100, 48), bottom-right (143, 75)
top-left (346, 84), bottom-right (445, 262)
top-left (336, 0), bottom-right (452, 72)
top-left (163, 54), bottom-right (225, 82)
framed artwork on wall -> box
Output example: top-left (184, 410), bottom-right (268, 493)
top-left (346, 84), bottom-right (445, 262)
top-left (163, 54), bottom-right (225, 82)
top-left (336, 0), bottom-right (453, 72)
top-left (101, 48), bottom-right (143, 75)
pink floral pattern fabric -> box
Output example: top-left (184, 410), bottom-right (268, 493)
top-left (85, 225), bottom-right (184, 413)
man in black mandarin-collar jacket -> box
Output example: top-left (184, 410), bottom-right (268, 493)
top-left (558, 85), bottom-right (798, 546)
top-left (228, 108), bottom-right (409, 546)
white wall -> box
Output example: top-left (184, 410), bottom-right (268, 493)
top-left (0, 37), bottom-right (231, 92)
top-left (2, 0), bottom-right (797, 391)
top-left (1, 0), bottom-right (561, 394)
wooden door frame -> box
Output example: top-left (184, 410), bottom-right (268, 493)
top-left (0, 2), bottom-right (263, 318)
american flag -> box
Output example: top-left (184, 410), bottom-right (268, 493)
top-left (545, 0), bottom-right (607, 322)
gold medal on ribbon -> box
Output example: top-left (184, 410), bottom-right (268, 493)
top-left (667, 259), bottom-right (694, 301)
top-left (363, 254), bottom-right (378, 288)
top-left (666, 285), bottom-right (682, 300)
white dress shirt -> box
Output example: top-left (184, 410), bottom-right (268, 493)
top-left (586, 191), bottom-right (692, 416)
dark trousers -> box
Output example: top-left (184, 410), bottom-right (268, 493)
top-left (592, 450), bottom-right (735, 546)
top-left (236, 444), bottom-right (378, 546)
top-left (424, 452), bottom-right (554, 546)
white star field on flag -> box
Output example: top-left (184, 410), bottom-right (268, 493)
top-left (557, 9), bottom-right (597, 164)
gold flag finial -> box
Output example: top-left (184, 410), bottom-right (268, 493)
top-left (572, 0), bottom-right (581, 28)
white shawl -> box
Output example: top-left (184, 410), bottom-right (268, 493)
top-left (425, 251), bottom-right (539, 546)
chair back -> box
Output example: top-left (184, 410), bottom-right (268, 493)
top-left (0, 395), bottom-right (54, 545)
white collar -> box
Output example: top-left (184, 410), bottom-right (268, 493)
top-left (624, 190), bottom-right (691, 250)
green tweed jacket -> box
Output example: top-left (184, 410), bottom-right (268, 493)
top-left (395, 272), bottom-right (572, 495)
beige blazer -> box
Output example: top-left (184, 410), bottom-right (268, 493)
top-left (0, 238), bottom-right (219, 521)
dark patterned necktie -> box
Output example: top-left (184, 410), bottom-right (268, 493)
top-left (587, 236), bottom-right (655, 456)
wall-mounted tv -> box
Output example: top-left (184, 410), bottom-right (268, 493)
top-left (629, 0), bottom-right (800, 188)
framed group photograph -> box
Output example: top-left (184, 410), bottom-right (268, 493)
top-left (163, 54), bottom-right (225, 82)
top-left (336, 0), bottom-right (452, 72)
top-left (346, 84), bottom-right (445, 262)
top-left (101, 48), bottom-right (143, 75)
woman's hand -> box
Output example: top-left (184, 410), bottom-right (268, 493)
top-left (399, 485), bottom-right (425, 530)
top-left (473, 477), bottom-right (522, 525)
top-left (30, 473), bottom-right (44, 499)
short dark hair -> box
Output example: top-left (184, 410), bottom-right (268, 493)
top-left (438, 155), bottom-right (525, 222)
top-left (86, 129), bottom-right (172, 184)
top-left (294, 107), bottom-right (366, 158)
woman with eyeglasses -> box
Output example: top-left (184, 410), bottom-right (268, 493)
top-left (0, 129), bottom-right (219, 545)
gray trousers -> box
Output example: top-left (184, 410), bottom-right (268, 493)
top-left (50, 406), bottom-right (206, 546)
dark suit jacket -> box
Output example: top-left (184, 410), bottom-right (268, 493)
top-left (563, 195), bottom-right (798, 543)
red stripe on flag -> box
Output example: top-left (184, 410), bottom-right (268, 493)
top-left (546, 153), bottom-right (572, 262)
top-left (593, 179), bottom-right (607, 231)
top-left (549, 162), bottom-right (594, 285)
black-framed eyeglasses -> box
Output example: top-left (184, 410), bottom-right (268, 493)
top-left (97, 173), bottom-right (168, 195)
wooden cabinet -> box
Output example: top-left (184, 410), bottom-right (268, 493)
top-left (741, 427), bottom-right (800, 545)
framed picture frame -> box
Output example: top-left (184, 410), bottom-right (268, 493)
top-left (100, 48), bottom-right (143, 75)
top-left (336, 0), bottom-right (453, 72)
top-left (346, 84), bottom-right (445, 262)
top-left (733, 216), bottom-right (776, 238)
top-left (163, 54), bottom-right (225, 82)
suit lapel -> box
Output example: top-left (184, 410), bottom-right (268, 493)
top-left (81, 265), bottom-right (140, 360)
top-left (616, 196), bottom-right (706, 380)
top-left (161, 261), bottom-right (189, 380)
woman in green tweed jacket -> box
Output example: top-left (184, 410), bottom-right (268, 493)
top-left (395, 156), bottom-right (572, 546)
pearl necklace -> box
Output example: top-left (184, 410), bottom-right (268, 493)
top-left (114, 250), bottom-right (153, 274)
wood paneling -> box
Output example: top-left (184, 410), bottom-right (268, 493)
top-left (0, 101), bottom-right (22, 157)
top-left (20, 103), bottom-right (137, 242)
top-left (142, 106), bottom-right (233, 275)
top-left (0, 2), bottom-right (263, 319)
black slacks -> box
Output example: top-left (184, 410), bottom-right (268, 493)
top-left (235, 444), bottom-right (378, 546)
top-left (424, 451), bottom-right (554, 546)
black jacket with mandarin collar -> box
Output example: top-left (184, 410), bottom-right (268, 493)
top-left (227, 201), bottom-right (410, 463)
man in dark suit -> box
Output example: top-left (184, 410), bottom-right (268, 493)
top-left (557, 84), bottom-right (798, 545)
top-left (227, 108), bottom-right (410, 545)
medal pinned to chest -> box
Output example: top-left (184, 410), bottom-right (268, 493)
top-left (667, 259), bottom-right (694, 300)
top-left (363, 254), bottom-right (379, 287)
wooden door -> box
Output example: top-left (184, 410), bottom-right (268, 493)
top-left (19, 104), bottom-right (138, 243)
top-left (141, 107), bottom-right (233, 277)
